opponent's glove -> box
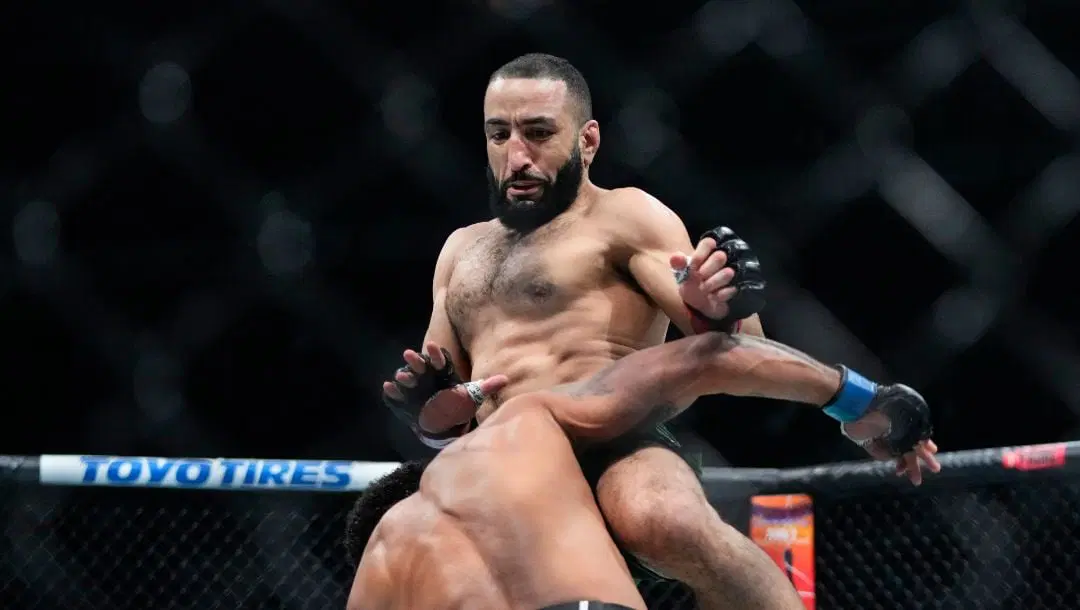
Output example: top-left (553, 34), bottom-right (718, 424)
top-left (684, 226), bottom-right (767, 333)
top-left (823, 366), bottom-right (934, 457)
top-left (382, 348), bottom-right (480, 449)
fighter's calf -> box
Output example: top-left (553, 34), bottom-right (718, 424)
top-left (595, 446), bottom-right (803, 610)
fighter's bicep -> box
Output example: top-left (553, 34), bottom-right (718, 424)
top-left (549, 345), bottom-right (701, 442)
top-left (547, 395), bottom-right (631, 443)
top-left (552, 393), bottom-right (688, 445)
top-left (616, 192), bottom-right (699, 334)
top-left (423, 289), bottom-right (471, 378)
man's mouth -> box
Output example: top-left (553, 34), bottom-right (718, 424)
top-left (507, 181), bottom-right (542, 197)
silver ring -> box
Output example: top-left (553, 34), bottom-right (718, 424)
top-left (463, 381), bottom-right (486, 407)
top-left (673, 265), bottom-right (691, 285)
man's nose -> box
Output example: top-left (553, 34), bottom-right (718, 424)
top-left (506, 139), bottom-right (533, 173)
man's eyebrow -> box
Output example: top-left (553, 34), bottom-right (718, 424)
top-left (521, 116), bottom-right (556, 126)
top-left (483, 116), bottom-right (557, 128)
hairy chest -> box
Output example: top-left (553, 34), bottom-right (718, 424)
top-left (444, 227), bottom-right (614, 338)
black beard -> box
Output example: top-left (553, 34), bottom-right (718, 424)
top-left (487, 147), bottom-right (583, 234)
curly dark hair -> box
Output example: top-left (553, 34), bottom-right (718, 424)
top-left (342, 459), bottom-right (431, 568)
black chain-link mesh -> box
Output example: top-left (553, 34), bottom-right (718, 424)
top-left (0, 488), bottom-right (691, 610)
top-left (0, 489), bottom-right (352, 610)
top-left (6, 1), bottom-right (1080, 609)
top-left (5, 477), bottom-right (1080, 609)
top-left (815, 477), bottom-right (1080, 609)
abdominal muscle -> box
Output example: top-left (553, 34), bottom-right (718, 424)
top-left (468, 292), bottom-right (667, 422)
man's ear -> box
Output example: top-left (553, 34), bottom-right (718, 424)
top-left (580, 119), bottom-right (600, 166)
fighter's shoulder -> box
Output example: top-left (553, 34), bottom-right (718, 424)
top-left (440, 222), bottom-right (495, 258)
top-left (372, 493), bottom-right (427, 540)
top-left (595, 187), bottom-right (690, 245)
top-left (444, 221), bottom-right (492, 247)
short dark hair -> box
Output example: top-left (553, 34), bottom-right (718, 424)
top-left (489, 53), bottom-right (593, 125)
top-left (342, 459), bottom-right (431, 567)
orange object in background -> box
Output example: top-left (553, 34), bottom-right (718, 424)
top-left (750, 494), bottom-right (815, 610)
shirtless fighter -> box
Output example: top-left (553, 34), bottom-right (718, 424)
top-left (379, 53), bottom-right (922, 608)
top-left (354, 332), bottom-right (939, 610)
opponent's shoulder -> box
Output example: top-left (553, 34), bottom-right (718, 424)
top-left (596, 187), bottom-right (691, 249)
top-left (369, 493), bottom-right (427, 543)
top-left (348, 521), bottom-right (399, 610)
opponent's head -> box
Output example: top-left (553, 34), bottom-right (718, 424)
top-left (343, 459), bottom-right (431, 567)
top-left (484, 53), bottom-right (600, 232)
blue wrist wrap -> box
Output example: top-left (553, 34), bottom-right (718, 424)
top-left (823, 366), bottom-right (878, 423)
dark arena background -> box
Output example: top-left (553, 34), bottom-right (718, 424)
top-left (3, 1), bottom-right (1080, 609)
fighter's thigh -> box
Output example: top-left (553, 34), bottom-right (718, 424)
top-left (593, 445), bottom-right (714, 551)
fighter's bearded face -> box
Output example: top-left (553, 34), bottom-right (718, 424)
top-left (483, 77), bottom-right (587, 233)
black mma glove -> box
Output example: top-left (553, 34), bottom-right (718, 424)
top-left (684, 226), bottom-right (767, 334)
top-left (382, 348), bottom-right (476, 449)
top-left (824, 365), bottom-right (934, 458)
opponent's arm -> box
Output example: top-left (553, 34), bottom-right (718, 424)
top-left (617, 189), bottom-right (764, 336)
top-left (549, 332), bottom-right (839, 443)
top-left (548, 331), bottom-right (935, 473)
top-left (348, 553), bottom-right (392, 610)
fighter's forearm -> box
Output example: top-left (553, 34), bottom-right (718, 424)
top-left (690, 332), bottom-right (842, 407)
top-left (552, 331), bottom-right (846, 441)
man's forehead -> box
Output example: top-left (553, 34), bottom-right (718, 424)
top-left (484, 77), bottom-right (569, 119)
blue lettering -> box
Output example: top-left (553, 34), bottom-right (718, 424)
top-left (220, 460), bottom-right (244, 485)
top-left (80, 457), bottom-right (110, 483)
top-left (242, 461), bottom-right (258, 485)
top-left (75, 457), bottom-right (358, 489)
top-left (107, 459), bottom-right (141, 484)
top-left (146, 458), bottom-right (175, 484)
top-left (176, 460), bottom-right (211, 485)
top-left (290, 461), bottom-right (319, 486)
top-left (258, 460), bottom-right (290, 485)
top-left (322, 462), bottom-right (351, 489)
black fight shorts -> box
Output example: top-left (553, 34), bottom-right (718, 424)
top-left (577, 422), bottom-right (703, 583)
top-left (540, 602), bottom-right (639, 610)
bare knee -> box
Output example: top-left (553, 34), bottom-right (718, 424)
top-left (595, 448), bottom-right (804, 609)
top-left (595, 447), bottom-right (717, 559)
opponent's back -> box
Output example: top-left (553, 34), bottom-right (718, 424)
top-left (352, 401), bottom-right (646, 610)
top-left (351, 493), bottom-right (504, 609)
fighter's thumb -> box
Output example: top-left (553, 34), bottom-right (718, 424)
top-left (669, 252), bottom-right (689, 271)
top-left (476, 375), bottom-right (510, 397)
